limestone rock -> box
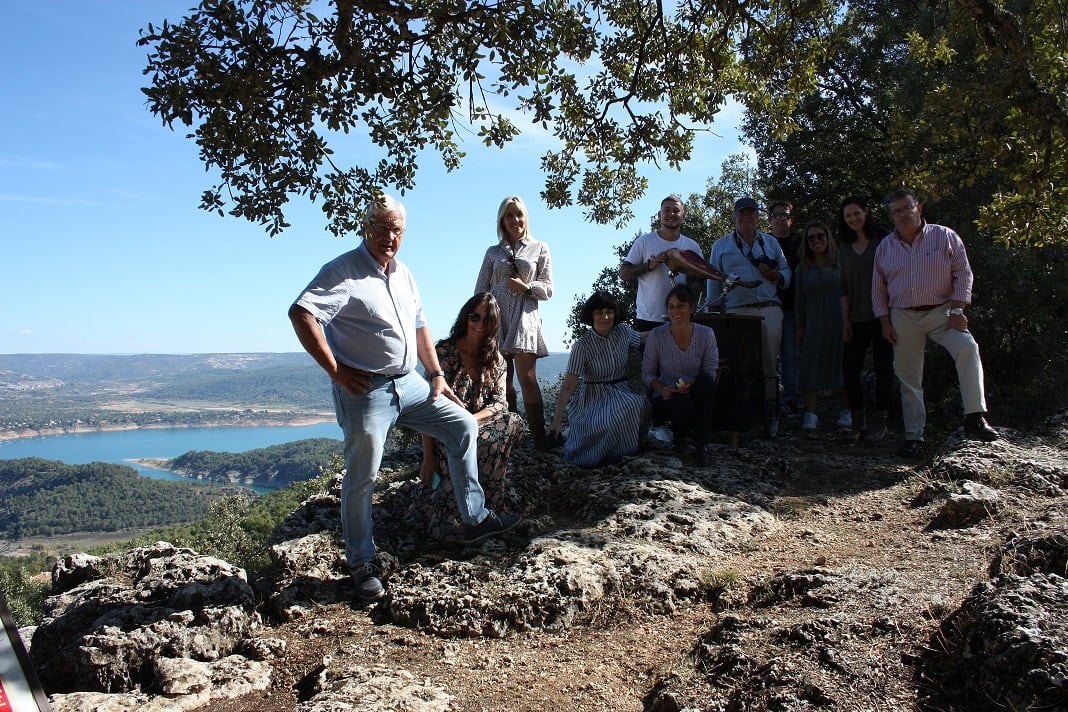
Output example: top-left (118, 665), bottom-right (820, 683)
top-left (29, 414), bottom-right (1068, 710)
top-left (917, 569), bottom-right (1068, 711)
top-left (989, 527), bottom-right (1068, 577)
top-left (295, 658), bottom-right (453, 712)
top-left (31, 542), bottom-right (262, 698)
top-left (935, 479), bottom-right (1002, 526)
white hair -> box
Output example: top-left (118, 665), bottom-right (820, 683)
top-left (363, 193), bottom-right (406, 228)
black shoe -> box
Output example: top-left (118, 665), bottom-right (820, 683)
top-left (673, 431), bottom-right (688, 453)
top-left (463, 511), bottom-right (522, 544)
top-left (964, 413), bottom-right (999, 442)
top-left (543, 430), bottom-right (565, 450)
top-left (897, 440), bottom-right (923, 458)
top-left (350, 561), bottom-right (385, 601)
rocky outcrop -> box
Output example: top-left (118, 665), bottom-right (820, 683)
top-left (31, 542), bottom-right (275, 710)
top-left (917, 554), bottom-right (1068, 710)
top-left (267, 449), bottom-right (777, 634)
top-left (28, 411), bottom-right (1068, 711)
top-left (293, 660), bottom-right (454, 712)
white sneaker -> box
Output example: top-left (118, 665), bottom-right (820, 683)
top-left (836, 409), bottom-right (853, 428)
top-left (801, 412), bottom-right (818, 431)
top-left (649, 425), bottom-right (674, 444)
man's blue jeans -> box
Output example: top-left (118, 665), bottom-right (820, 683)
top-left (332, 372), bottom-right (488, 567)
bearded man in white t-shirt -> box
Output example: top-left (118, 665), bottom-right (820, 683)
top-left (618, 195), bottom-right (706, 332)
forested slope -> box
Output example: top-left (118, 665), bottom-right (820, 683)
top-left (0, 458), bottom-right (246, 538)
top-left (167, 438), bottom-right (343, 487)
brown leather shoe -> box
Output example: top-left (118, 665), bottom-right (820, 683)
top-left (964, 413), bottom-right (999, 442)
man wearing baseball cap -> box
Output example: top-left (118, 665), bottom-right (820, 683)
top-left (707, 197), bottom-right (791, 436)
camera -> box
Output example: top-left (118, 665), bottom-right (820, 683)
top-left (748, 254), bottom-right (778, 270)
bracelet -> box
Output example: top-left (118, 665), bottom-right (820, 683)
top-left (948, 307), bottom-right (965, 316)
top-left (427, 370), bottom-right (445, 380)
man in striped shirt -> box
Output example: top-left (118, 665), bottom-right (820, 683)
top-left (872, 189), bottom-right (999, 457)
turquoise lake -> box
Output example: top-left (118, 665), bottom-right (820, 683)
top-left (0, 353), bottom-right (570, 491)
top-left (0, 422), bottom-right (342, 489)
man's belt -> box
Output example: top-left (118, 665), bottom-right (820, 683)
top-left (902, 304), bottom-right (944, 312)
top-left (736, 301), bottom-right (780, 309)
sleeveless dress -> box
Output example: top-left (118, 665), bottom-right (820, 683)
top-left (796, 262), bottom-right (845, 390)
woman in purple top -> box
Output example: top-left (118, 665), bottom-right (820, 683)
top-left (642, 284), bottom-right (719, 465)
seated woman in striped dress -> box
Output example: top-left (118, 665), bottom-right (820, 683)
top-left (547, 291), bottom-right (648, 467)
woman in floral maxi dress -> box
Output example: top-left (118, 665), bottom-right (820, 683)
top-left (416, 293), bottom-right (524, 541)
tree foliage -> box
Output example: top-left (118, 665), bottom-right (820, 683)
top-left (138, 0), bottom-right (840, 235)
top-left (0, 459), bottom-right (247, 539)
top-left (119, 462), bottom-right (338, 573)
top-left (0, 563), bottom-right (50, 627)
top-left (744, 0), bottom-right (1068, 247)
top-left (168, 437), bottom-right (343, 487)
top-left (741, 0), bottom-right (1068, 422)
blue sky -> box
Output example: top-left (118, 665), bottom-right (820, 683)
top-left (0, 1), bottom-right (748, 355)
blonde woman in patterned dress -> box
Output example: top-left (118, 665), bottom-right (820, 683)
top-left (417, 293), bottom-right (524, 541)
top-left (475, 196), bottom-right (554, 449)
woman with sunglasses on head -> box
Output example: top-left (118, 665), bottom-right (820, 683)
top-left (837, 196), bottom-right (894, 443)
top-left (795, 220), bottom-right (849, 432)
top-left (414, 293), bottom-right (524, 541)
top-left (475, 196), bottom-right (554, 449)
top-left (547, 291), bottom-right (649, 467)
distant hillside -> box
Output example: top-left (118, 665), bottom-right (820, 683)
top-left (167, 438), bottom-right (343, 488)
top-left (0, 352), bottom-right (572, 437)
top-left (0, 458), bottom-right (247, 539)
top-left (0, 353), bottom-right (333, 435)
top-left (0, 353), bottom-right (327, 403)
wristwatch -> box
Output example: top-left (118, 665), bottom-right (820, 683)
top-left (427, 370), bottom-right (445, 380)
top-left (948, 307), bottom-right (965, 316)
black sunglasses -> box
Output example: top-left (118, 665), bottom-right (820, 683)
top-left (468, 312), bottom-right (485, 323)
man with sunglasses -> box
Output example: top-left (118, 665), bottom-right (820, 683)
top-left (289, 194), bottom-right (520, 601)
top-left (873, 189), bottom-right (998, 457)
top-left (707, 197), bottom-right (791, 436)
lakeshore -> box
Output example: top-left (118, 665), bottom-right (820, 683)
top-left (0, 421), bottom-right (343, 486)
top-left (0, 414), bottom-right (335, 443)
